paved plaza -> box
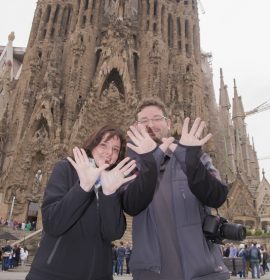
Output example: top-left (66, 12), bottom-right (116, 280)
top-left (0, 271), bottom-right (269, 280)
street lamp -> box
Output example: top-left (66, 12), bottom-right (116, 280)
top-left (8, 195), bottom-right (15, 225)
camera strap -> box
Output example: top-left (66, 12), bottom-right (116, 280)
top-left (199, 204), bottom-right (219, 226)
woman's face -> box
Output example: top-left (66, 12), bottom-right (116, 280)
top-left (92, 133), bottom-right (121, 167)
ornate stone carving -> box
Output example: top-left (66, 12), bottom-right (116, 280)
top-left (32, 169), bottom-right (43, 194)
top-left (4, 185), bottom-right (26, 206)
top-left (183, 70), bottom-right (196, 85)
top-left (104, 0), bottom-right (138, 21)
top-left (171, 114), bottom-right (183, 137)
top-left (150, 40), bottom-right (160, 59)
top-left (29, 51), bottom-right (42, 74)
top-left (72, 33), bottom-right (86, 57)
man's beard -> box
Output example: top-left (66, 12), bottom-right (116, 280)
top-left (146, 126), bottom-right (162, 144)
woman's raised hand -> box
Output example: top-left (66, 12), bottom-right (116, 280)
top-left (127, 124), bottom-right (157, 154)
top-left (67, 147), bottom-right (108, 192)
top-left (101, 157), bottom-right (137, 195)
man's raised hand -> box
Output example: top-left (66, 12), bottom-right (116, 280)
top-left (127, 124), bottom-right (157, 154)
top-left (180, 117), bottom-right (212, 146)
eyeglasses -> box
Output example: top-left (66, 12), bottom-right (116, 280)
top-left (137, 116), bottom-right (168, 125)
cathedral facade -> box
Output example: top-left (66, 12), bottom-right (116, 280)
top-left (0, 0), bottom-right (269, 235)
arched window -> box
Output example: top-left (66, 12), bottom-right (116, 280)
top-left (193, 24), bottom-right (199, 63)
top-left (53, 5), bottom-right (60, 23)
top-left (154, 0), bottom-right (158, 16)
top-left (146, 20), bottom-right (149, 31)
top-left (59, 5), bottom-right (72, 37)
top-left (77, 0), bottom-right (81, 14)
top-left (94, 48), bottom-right (102, 73)
top-left (101, 68), bottom-right (125, 100)
top-left (133, 52), bottom-right (139, 80)
top-left (168, 14), bottom-right (174, 48)
top-left (177, 17), bottom-right (181, 51)
top-left (92, 0), bottom-right (96, 10)
top-left (161, 5), bottom-right (165, 40)
top-left (45, 5), bottom-right (51, 23)
top-left (177, 17), bottom-right (181, 36)
top-left (186, 64), bottom-right (193, 74)
top-left (153, 22), bottom-right (157, 33)
top-left (84, 0), bottom-right (89, 10)
top-left (185, 19), bottom-right (189, 38)
top-left (81, 15), bottom-right (87, 28)
top-left (147, 0), bottom-right (150, 15)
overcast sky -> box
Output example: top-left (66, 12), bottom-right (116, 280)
top-left (0, 0), bottom-right (269, 181)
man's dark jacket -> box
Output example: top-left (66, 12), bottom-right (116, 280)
top-left (125, 144), bottom-right (230, 280)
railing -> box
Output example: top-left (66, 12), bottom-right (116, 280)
top-left (11, 228), bottom-right (43, 247)
top-left (223, 257), bottom-right (243, 276)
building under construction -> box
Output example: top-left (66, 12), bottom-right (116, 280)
top-left (0, 0), bottom-right (270, 242)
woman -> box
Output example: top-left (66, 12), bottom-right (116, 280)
top-left (26, 124), bottom-right (158, 280)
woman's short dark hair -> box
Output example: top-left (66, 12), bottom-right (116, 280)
top-left (83, 124), bottom-right (126, 168)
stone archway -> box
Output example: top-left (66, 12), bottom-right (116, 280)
top-left (100, 68), bottom-right (125, 101)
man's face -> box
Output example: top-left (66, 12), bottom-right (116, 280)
top-left (137, 105), bottom-right (171, 141)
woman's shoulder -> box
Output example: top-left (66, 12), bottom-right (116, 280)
top-left (52, 159), bottom-right (79, 184)
top-left (53, 159), bottom-right (73, 172)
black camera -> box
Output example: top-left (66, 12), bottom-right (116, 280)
top-left (203, 215), bottom-right (246, 244)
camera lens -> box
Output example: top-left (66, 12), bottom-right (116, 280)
top-left (220, 223), bottom-right (246, 241)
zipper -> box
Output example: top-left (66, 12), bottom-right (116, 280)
top-left (95, 185), bottom-right (100, 207)
top-left (181, 190), bottom-right (189, 224)
top-left (87, 187), bottom-right (99, 280)
top-left (46, 236), bottom-right (62, 264)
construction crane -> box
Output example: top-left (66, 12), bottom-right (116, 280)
top-left (258, 155), bottom-right (270, 161)
top-left (245, 100), bottom-right (270, 117)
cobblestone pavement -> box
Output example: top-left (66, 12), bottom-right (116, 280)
top-left (0, 271), bottom-right (269, 280)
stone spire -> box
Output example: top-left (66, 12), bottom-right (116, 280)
top-left (219, 68), bottom-right (231, 110)
top-left (0, 32), bottom-right (15, 80)
top-left (218, 69), bottom-right (236, 178)
top-left (252, 137), bottom-right (260, 177)
top-left (232, 79), bottom-right (253, 189)
top-left (232, 79), bottom-right (245, 119)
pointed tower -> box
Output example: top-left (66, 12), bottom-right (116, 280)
top-left (219, 68), bottom-right (230, 110)
top-left (0, 32), bottom-right (16, 119)
top-left (232, 79), bottom-right (251, 182)
top-left (218, 69), bottom-right (236, 179)
top-left (256, 169), bottom-right (270, 230)
top-left (252, 137), bottom-right (260, 181)
top-left (0, 32), bottom-right (15, 80)
top-left (247, 136), bottom-right (260, 186)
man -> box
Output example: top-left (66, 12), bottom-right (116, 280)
top-left (125, 242), bottom-right (132, 274)
top-left (249, 243), bottom-right (261, 279)
top-left (123, 98), bottom-right (230, 280)
top-left (2, 241), bottom-right (12, 271)
top-left (117, 241), bottom-right (126, 276)
top-left (229, 243), bottom-right (237, 258)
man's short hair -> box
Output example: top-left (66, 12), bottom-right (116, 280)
top-left (135, 97), bottom-right (170, 120)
